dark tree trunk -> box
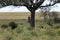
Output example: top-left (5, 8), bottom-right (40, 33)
top-left (28, 16), bottom-right (30, 23)
top-left (30, 11), bottom-right (35, 28)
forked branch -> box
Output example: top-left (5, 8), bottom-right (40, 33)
top-left (40, 0), bottom-right (60, 7)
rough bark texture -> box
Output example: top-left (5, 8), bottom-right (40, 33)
top-left (30, 11), bottom-right (35, 28)
top-left (28, 16), bottom-right (30, 23)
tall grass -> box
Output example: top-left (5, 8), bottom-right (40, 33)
top-left (0, 12), bottom-right (60, 40)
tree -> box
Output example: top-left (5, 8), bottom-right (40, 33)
top-left (40, 7), bottom-right (56, 26)
top-left (0, 0), bottom-right (60, 29)
top-left (13, 0), bottom-right (45, 28)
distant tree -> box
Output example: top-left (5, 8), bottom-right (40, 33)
top-left (40, 7), bottom-right (53, 26)
top-left (0, 0), bottom-right (60, 29)
top-left (40, 7), bottom-right (60, 26)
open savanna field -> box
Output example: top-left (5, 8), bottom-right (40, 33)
top-left (0, 12), bottom-right (60, 40)
top-left (0, 12), bottom-right (42, 19)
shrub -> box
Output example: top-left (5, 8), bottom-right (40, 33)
top-left (56, 29), bottom-right (60, 36)
top-left (54, 18), bottom-right (60, 23)
top-left (20, 23), bottom-right (24, 25)
top-left (22, 37), bottom-right (31, 40)
top-left (51, 24), bottom-right (60, 29)
top-left (51, 12), bottom-right (60, 23)
top-left (5, 36), bottom-right (12, 40)
top-left (1, 24), bottom-right (8, 29)
top-left (5, 35), bottom-right (14, 40)
top-left (16, 28), bottom-right (22, 33)
top-left (45, 29), bottom-right (57, 36)
top-left (31, 31), bottom-right (38, 37)
top-left (22, 32), bottom-right (31, 40)
top-left (9, 21), bottom-right (17, 29)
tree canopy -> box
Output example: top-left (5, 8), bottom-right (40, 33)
top-left (0, 0), bottom-right (60, 8)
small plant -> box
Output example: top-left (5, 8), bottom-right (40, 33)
top-left (5, 35), bottom-right (13, 40)
top-left (56, 29), bottom-right (60, 36)
top-left (31, 31), bottom-right (38, 37)
top-left (16, 28), bottom-right (22, 33)
top-left (45, 29), bottom-right (57, 36)
top-left (6, 36), bottom-right (12, 40)
top-left (20, 23), bottom-right (24, 25)
top-left (22, 32), bottom-right (31, 40)
top-left (9, 21), bottom-right (17, 29)
top-left (22, 37), bottom-right (31, 40)
top-left (54, 18), bottom-right (60, 23)
top-left (1, 24), bottom-right (8, 29)
top-left (52, 24), bottom-right (60, 29)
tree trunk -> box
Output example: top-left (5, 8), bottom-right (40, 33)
top-left (30, 11), bottom-right (35, 28)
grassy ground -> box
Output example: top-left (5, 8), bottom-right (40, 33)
top-left (0, 12), bottom-right (60, 40)
top-left (0, 12), bottom-right (43, 20)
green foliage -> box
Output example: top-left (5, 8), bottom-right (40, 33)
top-left (5, 34), bottom-right (16, 40)
top-left (56, 29), bottom-right (60, 36)
top-left (22, 37), bottom-right (31, 40)
top-left (5, 36), bottom-right (12, 40)
top-left (20, 23), bottom-right (24, 25)
top-left (0, 18), bottom-right (60, 40)
top-left (43, 12), bottom-right (60, 26)
top-left (54, 18), bottom-right (60, 23)
top-left (30, 31), bottom-right (38, 37)
top-left (16, 27), bottom-right (22, 33)
top-left (52, 24), bottom-right (60, 29)
top-left (9, 21), bottom-right (17, 29)
top-left (1, 24), bottom-right (8, 29)
top-left (21, 31), bottom-right (32, 40)
top-left (22, 34), bottom-right (31, 40)
top-left (45, 29), bottom-right (57, 36)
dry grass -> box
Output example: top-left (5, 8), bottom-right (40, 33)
top-left (0, 12), bottom-right (60, 40)
top-left (0, 12), bottom-right (43, 20)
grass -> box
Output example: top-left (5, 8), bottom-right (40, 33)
top-left (0, 12), bottom-right (60, 40)
top-left (0, 12), bottom-right (42, 20)
top-left (0, 19), bottom-right (60, 40)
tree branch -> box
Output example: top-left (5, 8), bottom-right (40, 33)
top-left (40, 0), bottom-right (60, 7)
top-left (29, 0), bottom-right (33, 4)
top-left (12, 2), bottom-right (28, 6)
top-left (40, 2), bottom-right (59, 7)
top-left (36, 0), bottom-right (45, 6)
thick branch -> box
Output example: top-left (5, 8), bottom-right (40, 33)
top-left (57, 0), bottom-right (60, 3)
top-left (30, 0), bottom-right (33, 3)
top-left (40, 3), bottom-right (57, 7)
top-left (13, 2), bottom-right (28, 6)
top-left (36, 0), bottom-right (45, 6)
top-left (40, 0), bottom-right (60, 7)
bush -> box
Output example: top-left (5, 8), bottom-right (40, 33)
top-left (16, 27), bottom-right (22, 33)
top-left (5, 35), bottom-right (15, 40)
top-left (56, 29), bottom-right (60, 36)
top-left (9, 21), bottom-right (17, 29)
top-left (54, 18), bottom-right (60, 23)
top-left (22, 37), bottom-right (31, 40)
top-left (5, 36), bottom-right (12, 40)
top-left (31, 31), bottom-right (38, 37)
top-left (51, 12), bottom-right (60, 23)
top-left (45, 29), bottom-right (57, 36)
top-left (52, 24), bottom-right (60, 29)
top-left (1, 24), bottom-right (8, 29)
top-left (22, 32), bottom-right (31, 40)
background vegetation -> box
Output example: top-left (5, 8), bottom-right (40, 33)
top-left (0, 12), bottom-right (60, 40)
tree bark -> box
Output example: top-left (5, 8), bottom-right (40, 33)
top-left (30, 11), bottom-right (35, 28)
